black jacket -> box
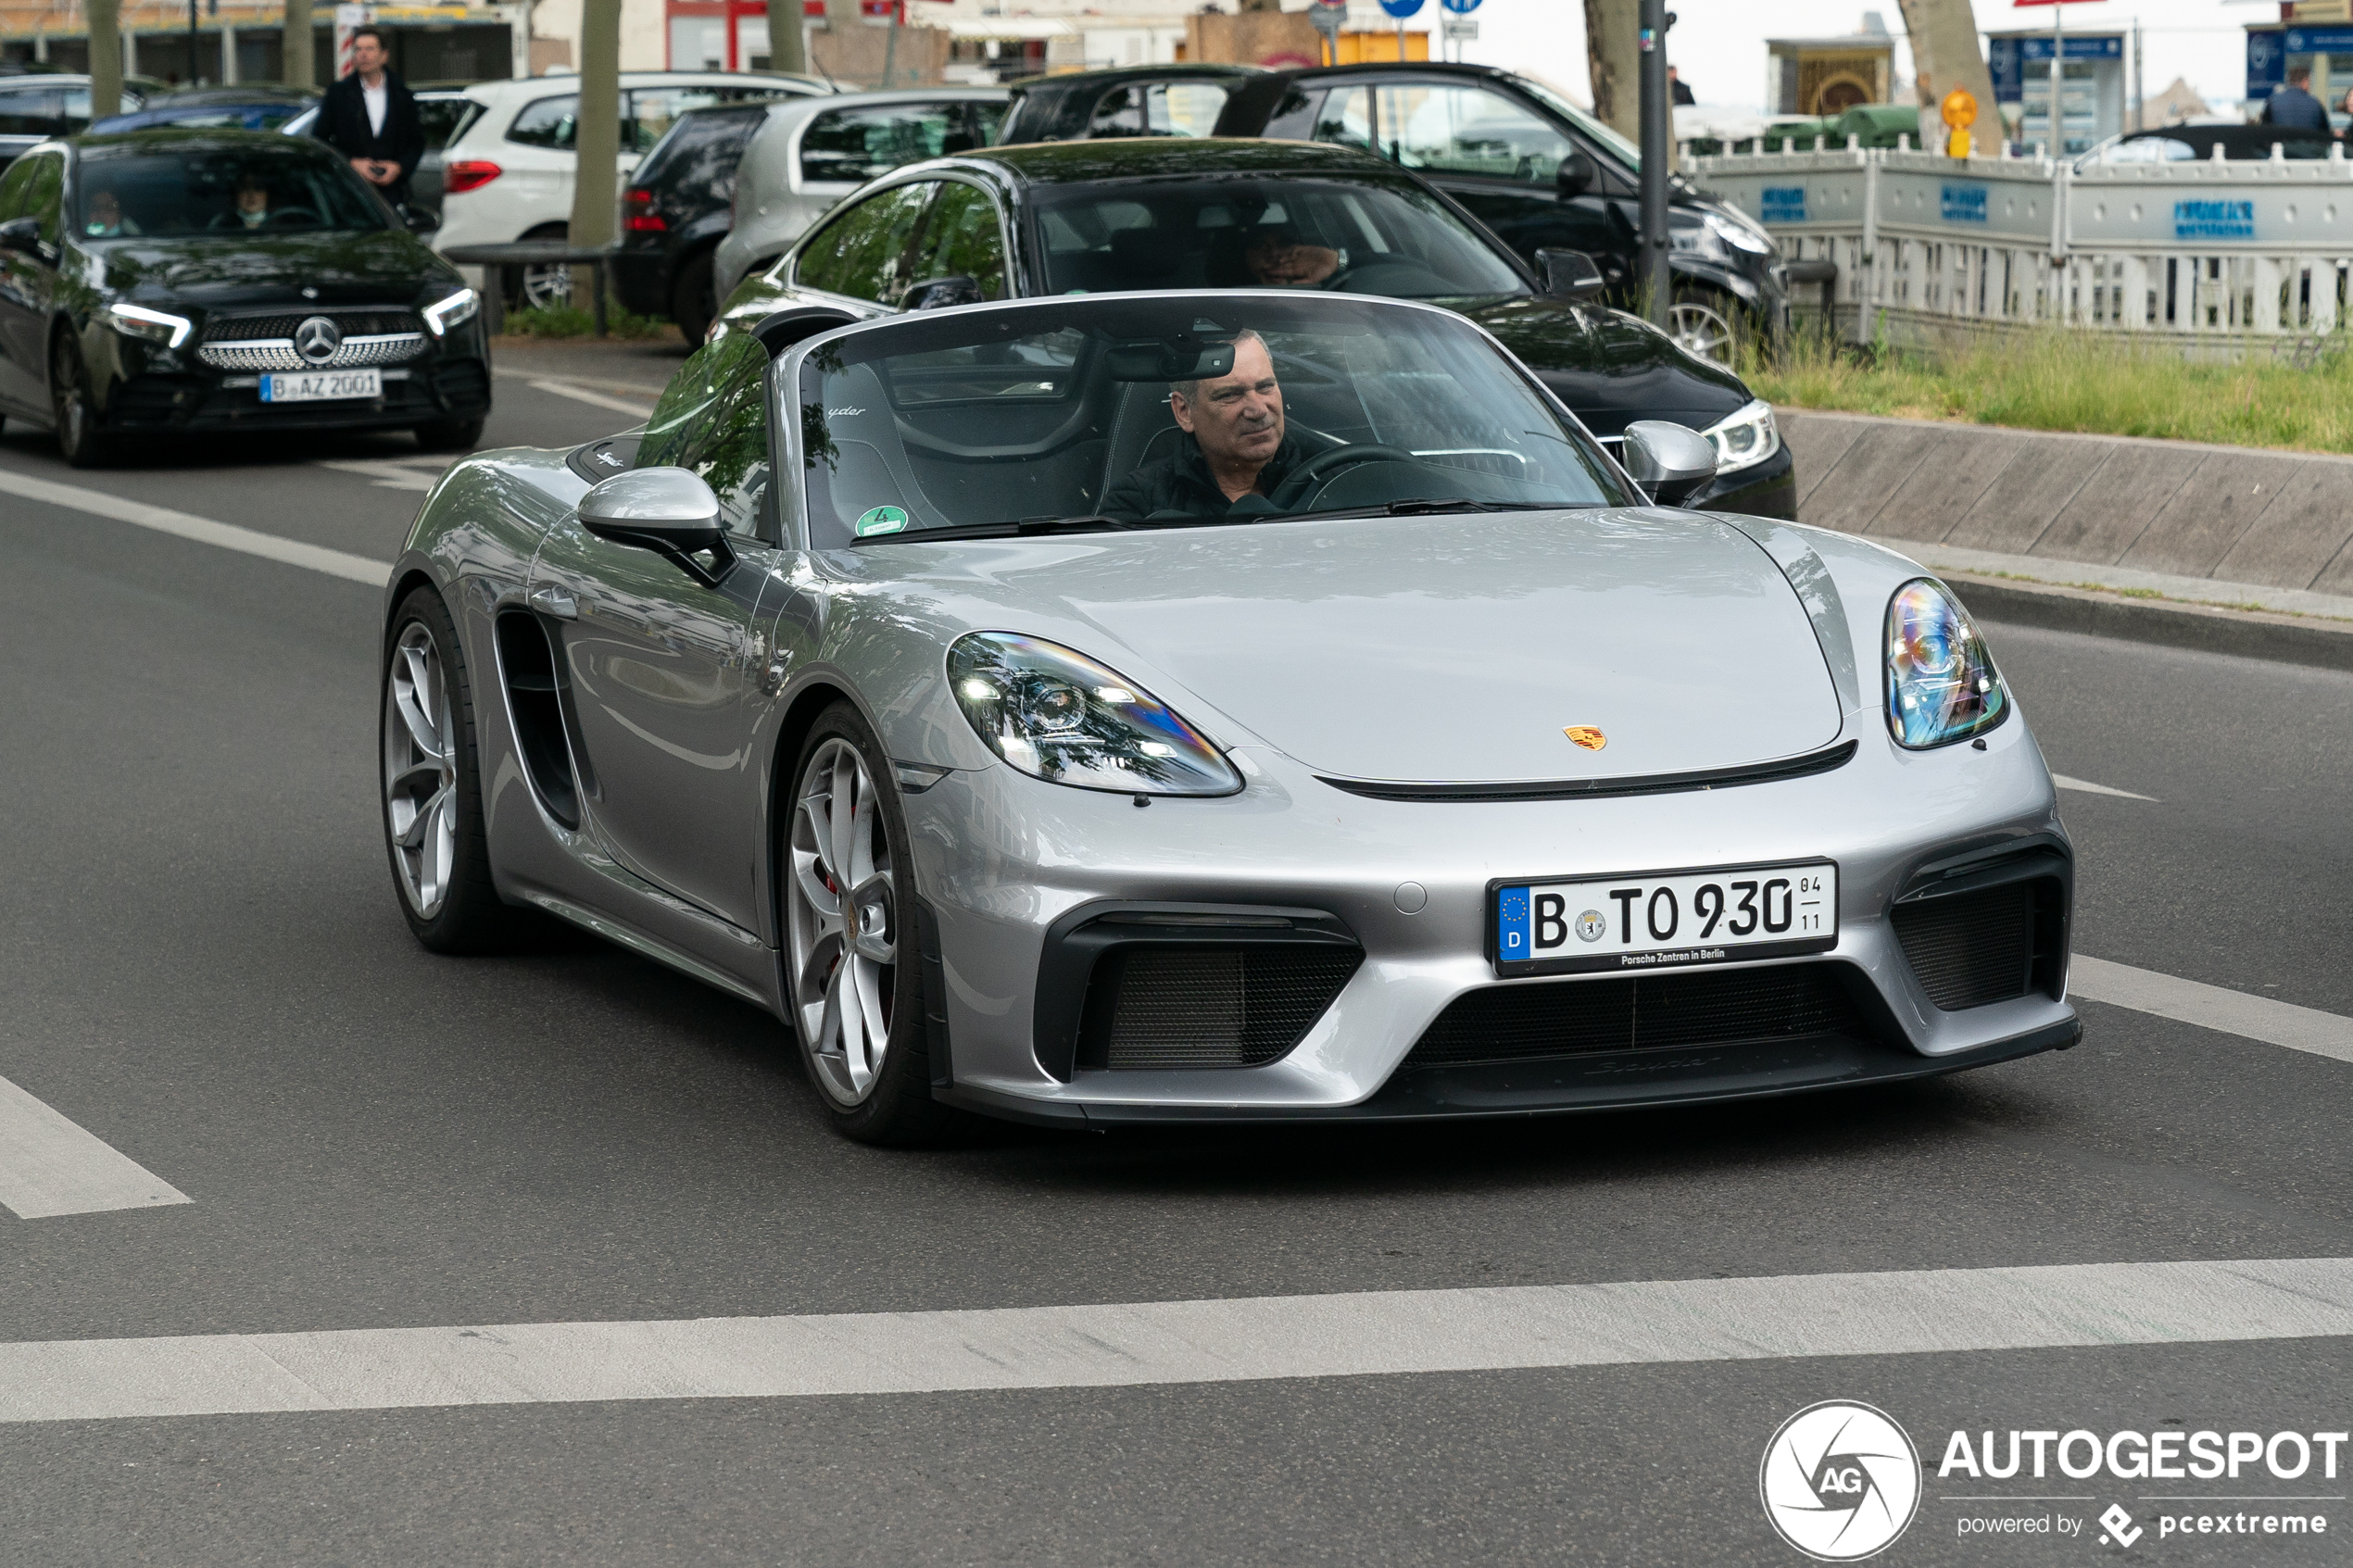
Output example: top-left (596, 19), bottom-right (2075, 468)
top-left (312, 70), bottom-right (427, 203)
top-left (2261, 84), bottom-right (2331, 132)
top-left (1102, 429), bottom-right (1306, 519)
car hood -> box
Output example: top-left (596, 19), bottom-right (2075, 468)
top-left (896, 508), bottom-right (1847, 784)
top-left (1457, 295), bottom-right (1750, 438)
top-left (94, 230), bottom-right (459, 309)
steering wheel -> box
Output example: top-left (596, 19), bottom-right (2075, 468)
top-left (1268, 444), bottom-right (1417, 508)
top-left (267, 207), bottom-right (319, 228)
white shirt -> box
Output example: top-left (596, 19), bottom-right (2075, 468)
top-left (362, 77), bottom-right (387, 136)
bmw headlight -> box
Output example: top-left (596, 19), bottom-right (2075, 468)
top-left (1700, 398), bottom-right (1780, 474)
top-left (948, 633), bottom-right (1241, 797)
top-left (1885, 579), bottom-right (2007, 748)
top-left (99, 302), bottom-right (192, 348)
top-left (422, 287), bottom-right (479, 338)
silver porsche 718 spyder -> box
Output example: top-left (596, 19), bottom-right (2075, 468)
top-left (380, 290), bottom-right (2078, 1144)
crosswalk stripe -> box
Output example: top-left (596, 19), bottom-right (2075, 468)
top-left (0, 1073), bottom-right (191, 1221)
top-left (2072, 957), bottom-right (2353, 1065)
top-left (2, 1257), bottom-right (2348, 1424)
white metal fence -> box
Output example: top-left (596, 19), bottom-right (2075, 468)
top-left (1691, 143), bottom-right (2353, 349)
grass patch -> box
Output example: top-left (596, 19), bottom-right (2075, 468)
top-left (501, 303), bottom-right (674, 341)
top-left (1744, 328), bottom-right (2353, 454)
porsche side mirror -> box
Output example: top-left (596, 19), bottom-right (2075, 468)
top-left (0, 216), bottom-right (37, 253)
top-left (901, 275), bottom-right (984, 312)
top-left (1556, 151), bottom-right (1597, 198)
top-left (1535, 246), bottom-right (1607, 301)
top-left (1619, 420), bottom-right (1718, 508)
top-left (578, 467), bottom-right (736, 586)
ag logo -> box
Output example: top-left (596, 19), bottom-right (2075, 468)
top-left (1759, 1400), bottom-right (1920, 1561)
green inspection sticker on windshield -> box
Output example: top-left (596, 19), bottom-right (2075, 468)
top-left (854, 505), bottom-right (909, 537)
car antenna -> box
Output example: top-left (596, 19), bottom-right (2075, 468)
top-left (812, 56), bottom-right (841, 92)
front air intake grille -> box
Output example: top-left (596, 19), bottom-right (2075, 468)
top-left (204, 310), bottom-right (422, 342)
top-left (1404, 963), bottom-right (1869, 1068)
top-left (197, 333), bottom-right (426, 371)
top-left (434, 358), bottom-right (491, 410)
top-left (1893, 880), bottom-right (2057, 1010)
top-left (1077, 946), bottom-right (1362, 1071)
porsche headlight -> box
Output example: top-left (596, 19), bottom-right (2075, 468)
top-left (422, 287), bottom-right (479, 338)
top-left (1885, 579), bottom-right (2007, 748)
top-left (948, 633), bottom-right (1241, 797)
top-left (99, 302), bottom-right (192, 348)
top-left (1700, 398), bottom-right (1780, 474)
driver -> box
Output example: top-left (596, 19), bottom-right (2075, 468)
top-left (214, 174), bottom-right (271, 231)
top-left (1241, 224), bottom-right (1344, 289)
top-left (82, 188), bottom-right (140, 238)
top-left (1101, 330), bottom-right (1306, 520)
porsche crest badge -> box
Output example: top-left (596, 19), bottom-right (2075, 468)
top-left (1563, 726), bottom-right (1607, 751)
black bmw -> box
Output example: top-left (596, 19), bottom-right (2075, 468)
top-left (0, 129), bottom-right (489, 468)
top-left (709, 138), bottom-right (1791, 518)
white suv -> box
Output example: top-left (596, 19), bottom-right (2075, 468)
top-left (434, 70), bottom-right (829, 307)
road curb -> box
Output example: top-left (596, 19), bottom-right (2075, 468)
top-left (1943, 571), bottom-right (2353, 672)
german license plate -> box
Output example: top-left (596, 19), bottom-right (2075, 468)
top-left (260, 368), bottom-right (381, 403)
top-left (1492, 860), bottom-right (1838, 977)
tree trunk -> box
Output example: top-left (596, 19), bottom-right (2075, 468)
top-left (768, 0), bottom-right (807, 76)
top-left (283, 0), bottom-right (312, 89)
top-left (1895, 0), bottom-right (1999, 149)
top-left (569, 0), bottom-right (623, 307)
top-left (87, 0), bottom-right (120, 123)
top-left (1583, 0), bottom-right (1639, 143)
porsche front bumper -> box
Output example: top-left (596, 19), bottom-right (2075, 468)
top-left (903, 708), bottom-right (2079, 1126)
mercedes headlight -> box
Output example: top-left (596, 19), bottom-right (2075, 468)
top-left (1700, 399), bottom-right (1780, 474)
top-left (948, 633), bottom-right (1241, 797)
top-left (1670, 211), bottom-right (1773, 261)
top-left (422, 287), bottom-right (479, 338)
top-left (1885, 579), bottom-right (2007, 749)
top-left (99, 302), bottom-right (191, 348)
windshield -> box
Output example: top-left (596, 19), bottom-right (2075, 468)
top-left (1033, 175), bottom-right (1528, 301)
top-left (797, 294), bottom-right (1627, 547)
top-left (1516, 76), bottom-right (1643, 169)
top-left (75, 148), bottom-right (387, 237)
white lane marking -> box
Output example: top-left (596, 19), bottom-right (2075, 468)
top-left (2074, 956), bottom-right (2353, 1065)
top-left (0, 468), bottom-right (386, 584)
top-left (523, 378), bottom-right (657, 417)
top-left (2053, 774), bottom-right (2158, 802)
top-left (2, 1256), bottom-right (2349, 1424)
top-left (315, 458), bottom-right (447, 493)
top-left (0, 1073), bottom-right (191, 1221)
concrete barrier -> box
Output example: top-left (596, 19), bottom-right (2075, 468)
top-left (1785, 410), bottom-right (2353, 596)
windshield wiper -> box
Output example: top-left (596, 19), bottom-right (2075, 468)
top-left (849, 515), bottom-right (1150, 545)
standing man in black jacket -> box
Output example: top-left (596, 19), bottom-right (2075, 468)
top-left (311, 27), bottom-right (427, 208)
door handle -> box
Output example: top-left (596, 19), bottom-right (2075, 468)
top-left (529, 586), bottom-right (578, 620)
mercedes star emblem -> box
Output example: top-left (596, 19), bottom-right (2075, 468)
top-left (294, 316), bottom-right (342, 365)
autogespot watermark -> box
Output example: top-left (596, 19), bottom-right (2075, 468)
top-left (1760, 1401), bottom-right (1924, 1561)
top-left (1760, 1403), bottom-right (2348, 1558)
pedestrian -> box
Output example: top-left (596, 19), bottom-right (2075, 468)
top-left (312, 26), bottom-right (426, 209)
top-left (1668, 65), bottom-right (1695, 107)
top-left (2260, 65), bottom-right (2329, 132)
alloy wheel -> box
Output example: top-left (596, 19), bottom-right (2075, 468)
top-left (383, 621), bottom-right (459, 919)
top-left (521, 263), bottom-right (573, 311)
top-left (1667, 300), bottom-right (1735, 366)
top-left (52, 342), bottom-right (88, 451)
top-left (786, 738), bottom-right (898, 1106)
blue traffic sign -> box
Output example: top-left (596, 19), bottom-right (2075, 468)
top-left (1439, 0), bottom-right (1480, 13)
top-left (1379, 0), bottom-right (1425, 16)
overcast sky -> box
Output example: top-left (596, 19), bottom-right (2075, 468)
top-left (1442, 0), bottom-right (2262, 115)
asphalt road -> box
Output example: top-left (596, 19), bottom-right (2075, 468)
top-left (0, 354), bottom-right (2347, 1567)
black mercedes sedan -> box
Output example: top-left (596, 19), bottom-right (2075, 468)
top-left (707, 138), bottom-right (1791, 518)
top-left (0, 129), bottom-right (489, 467)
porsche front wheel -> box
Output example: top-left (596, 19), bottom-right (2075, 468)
top-left (381, 587), bottom-right (529, 952)
top-left (784, 703), bottom-right (952, 1145)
